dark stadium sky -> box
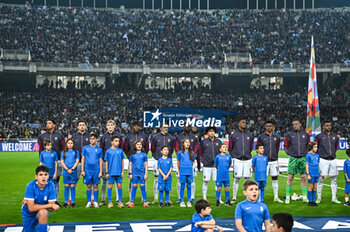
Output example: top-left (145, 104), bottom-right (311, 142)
top-left (1, 0), bottom-right (350, 9)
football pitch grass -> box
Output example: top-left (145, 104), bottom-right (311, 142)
top-left (0, 151), bottom-right (349, 225)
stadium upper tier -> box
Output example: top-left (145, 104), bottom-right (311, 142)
top-left (1, 5), bottom-right (350, 65)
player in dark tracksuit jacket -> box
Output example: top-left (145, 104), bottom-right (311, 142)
top-left (314, 121), bottom-right (340, 203)
top-left (38, 119), bottom-right (65, 200)
top-left (123, 121), bottom-right (149, 158)
top-left (228, 118), bottom-right (254, 202)
top-left (199, 126), bottom-right (221, 200)
top-left (174, 124), bottom-right (199, 202)
top-left (150, 123), bottom-right (175, 203)
top-left (99, 120), bottom-right (124, 205)
top-left (284, 118), bottom-right (310, 203)
top-left (256, 120), bottom-right (283, 202)
top-left (71, 120), bottom-right (90, 181)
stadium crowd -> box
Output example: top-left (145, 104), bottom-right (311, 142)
top-left (0, 82), bottom-right (349, 140)
top-left (1, 5), bottom-right (350, 65)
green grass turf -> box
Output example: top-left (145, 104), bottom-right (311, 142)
top-left (0, 151), bottom-right (349, 224)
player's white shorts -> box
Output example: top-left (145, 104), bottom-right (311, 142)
top-left (319, 158), bottom-right (338, 177)
top-left (203, 167), bottom-right (217, 182)
top-left (233, 158), bottom-right (252, 178)
top-left (57, 162), bottom-right (63, 177)
top-left (267, 161), bottom-right (279, 177)
top-left (153, 160), bottom-right (159, 176)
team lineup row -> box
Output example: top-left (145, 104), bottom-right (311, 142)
top-left (22, 118), bottom-right (350, 232)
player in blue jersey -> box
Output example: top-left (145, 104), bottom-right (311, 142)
top-left (39, 140), bottom-right (58, 187)
top-left (235, 180), bottom-right (271, 232)
top-left (158, 146), bottom-right (173, 207)
top-left (105, 136), bottom-right (125, 208)
top-left (252, 144), bottom-right (269, 202)
top-left (81, 133), bottom-right (104, 208)
top-left (22, 166), bottom-right (60, 232)
top-left (305, 142), bottom-right (320, 206)
top-left (128, 141), bottom-right (149, 208)
top-left (60, 138), bottom-right (80, 208)
top-left (215, 144), bottom-right (232, 207)
top-left (272, 213), bottom-right (294, 232)
top-left (344, 149), bottom-right (350, 206)
top-left (191, 199), bottom-right (223, 232)
top-left (177, 138), bottom-right (195, 207)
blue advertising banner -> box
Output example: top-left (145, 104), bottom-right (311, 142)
top-left (143, 107), bottom-right (236, 131)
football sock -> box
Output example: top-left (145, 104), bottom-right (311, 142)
top-left (153, 178), bottom-right (159, 200)
top-left (317, 177), bottom-right (324, 199)
top-left (140, 185), bottom-right (147, 202)
top-left (202, 181), bottom-right (208, 199)
top-left (308, 191), bottom-right (312, 202)
top-left (159, 190), bottom-right (164, 203)
top-left (177, 181), bottom-right (181, 200)
top-left (38, 224), bottom-right (47, 232)
top-left (286, 186), bottom-right (292, 197)
top-left (272, 180), bottom-right (279, 199)
top-left (345, 197), bottom-right (349, 202)
top-left (330, 176), bottom-right (338, 200)
top-left (232, 178), bottom-right (240, 199)
top-left (187, 183), bottom-right (191, 202)
top-left (180, 183), bottom-right (185, 202)
top-left (93, 190), bottom-right (99, 202)
top-left (225, 190), bottom-right (230, 202)
top-left (64, 186), bottom-right (69, 204)
top-left (312, 190), bottom-right (317, 202)
top-left (107, 188), bottom-right (112, 203)
top-left (191, 180), bottom-right (195, 199)
top-left (165, 191), bottom-right (170, 203)
top-left (260, 188), bottom-right (265, 202)
top-left (115, 184), bottom-right (119, 202)
top-left (118, 188), bottom-right (123, 202)
top-left (301, 186), bottom-right (308, 197)
top-left (216, 190), bottom-right (221, 201)
top-left (101, 179), bottom-right (107, 202)
top-left (70, 186), bottom-right (76, 203)
top-left (131, 186), bottom-right (137, 203)
top-left (87, 190), bottom-right (92, 202)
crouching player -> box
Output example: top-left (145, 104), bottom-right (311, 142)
top-left (191, 199), bottom-right (223, 232)
top-left (22, 166), bottom-right (60, 232)
top-left (81, 133), bottom-right (103, 208)
top-left (105, 136), bottom-right (125, 208)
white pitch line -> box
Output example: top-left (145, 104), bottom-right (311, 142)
top-left (279, 174), bottom-right (345, 190)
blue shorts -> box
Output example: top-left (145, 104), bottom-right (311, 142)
top-left (158, 183), bottom-right (171, 191)
top-left (22, 213), bottom-right (38, 232)
top-left (108, 175), bottom-right (123, 184)
top-left (308, 176), bottom-right (319, 184)
top-left (83, 171), bottom-right (100, 185)
top-left (131, 176), bottom-right (145, 184)
top-left (345, 182), bottom-right (350, 194)
top-left (216, 180), bottom-right (230, 188)
top-left (179, 175), bottom-right (193, 184)
top-left (63, 170), bottom-right (77, 184)
top-left (256, 180), bottom-right (267, 189)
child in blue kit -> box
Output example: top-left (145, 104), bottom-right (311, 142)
top-left (344, 149), bottom-right (350, 206)
top-left (215, 143), bottom-right (232, 207)
top-left (252, 144), bottom-right (268, 202)
top-left (128, 140), bottom-right (149, 208)
top-left (39, 140), bottom-right (58, 187)
top-left (105, 136), bottom-right (125, 208)
top-left (81, 133), bottom-right (104, 208)
top-left (22, 166), bottom-right (60, 232)
top-left (158, 145), bottom-right (173, 207)
top-left (191, 199), bottom-right (223, 232)
top-left (235, 180), bottom-right (271, 232)
top-left (60, 138), bottom-right (80, 208)
top-left (177, 138), bottom-right (195, 208)
top-left (305, 142), bottom-right (320, 206)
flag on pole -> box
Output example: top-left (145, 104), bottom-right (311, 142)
top-left (306, 36), bottom-right (321, 141)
